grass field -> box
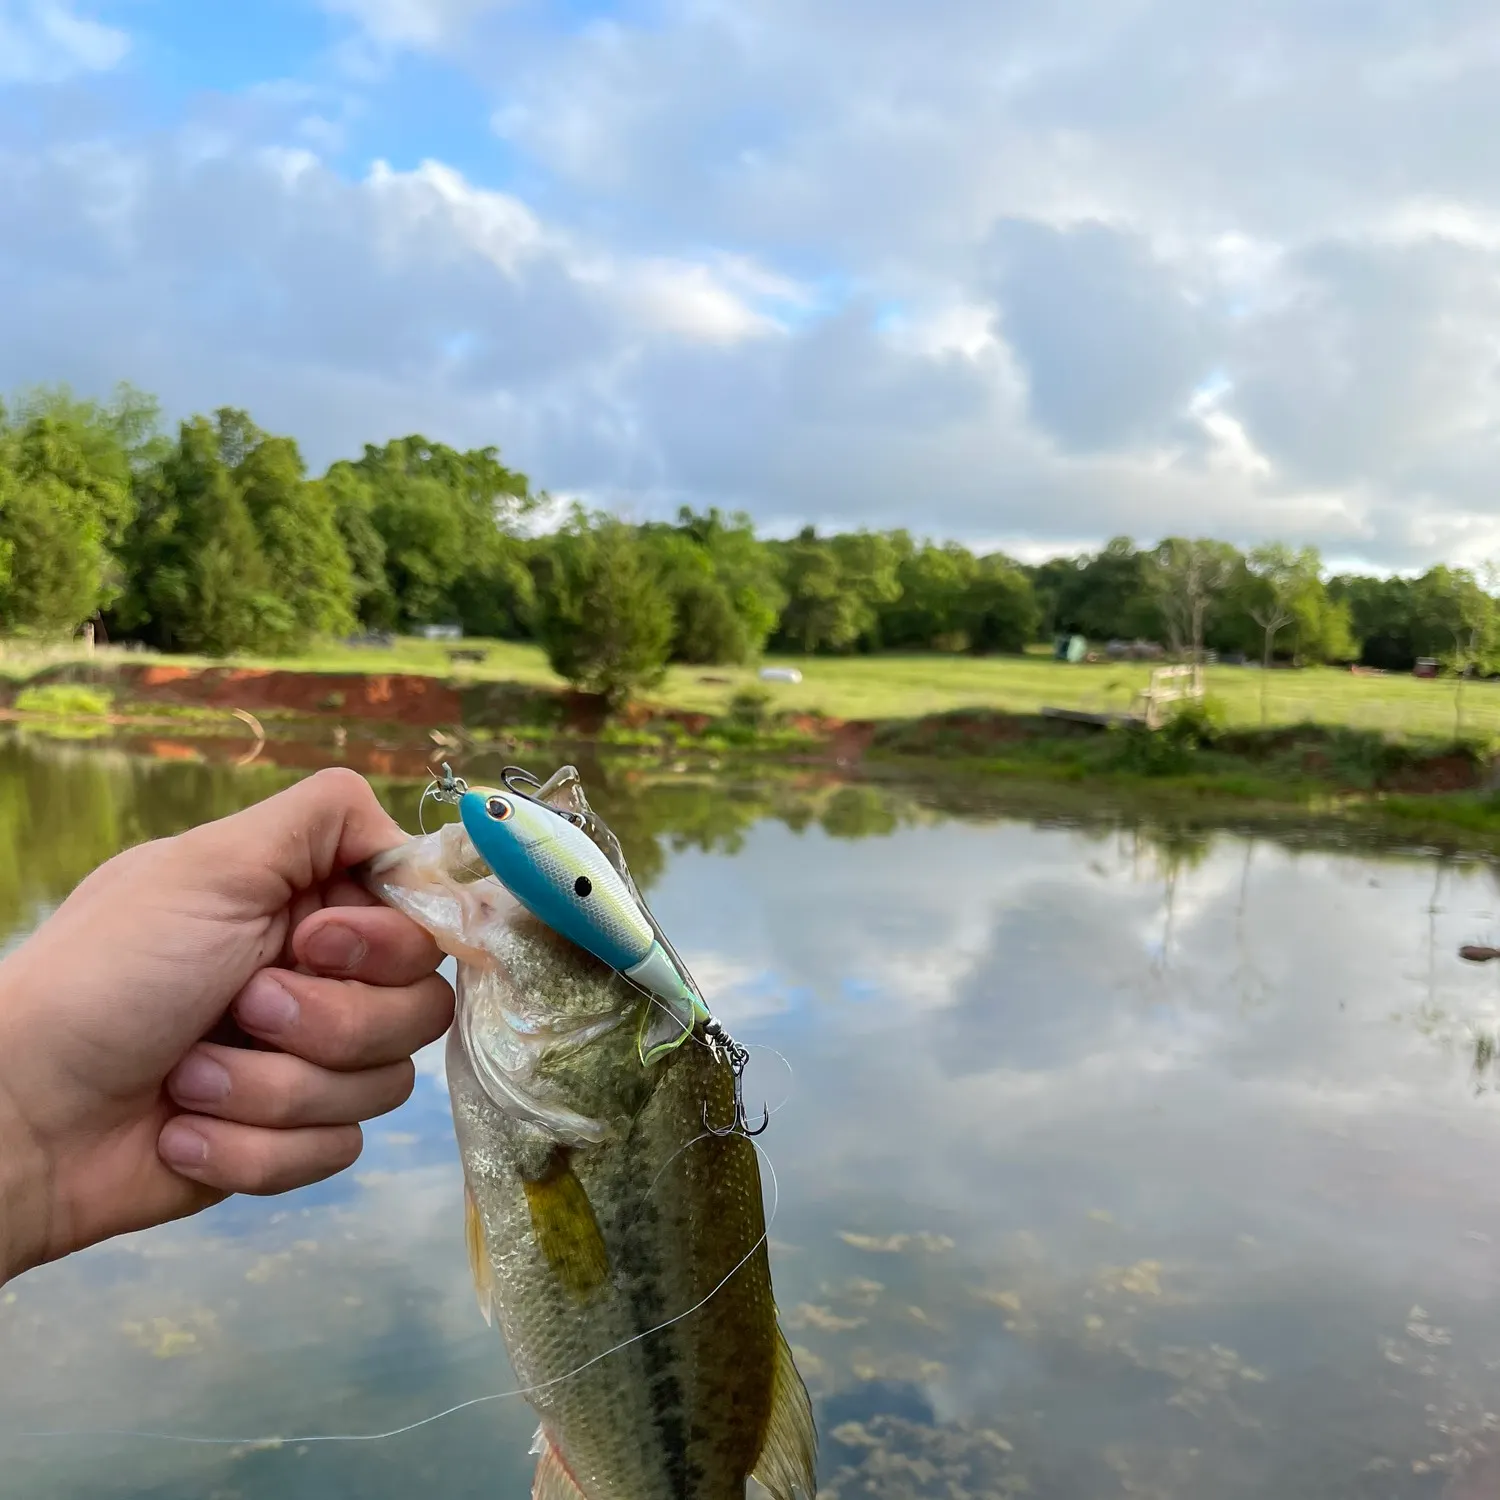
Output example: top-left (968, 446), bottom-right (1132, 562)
top-left (7, 637), bottom-right (1500, 739)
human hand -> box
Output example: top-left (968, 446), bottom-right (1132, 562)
top-left (0, 767), bottom-right (452, 1284)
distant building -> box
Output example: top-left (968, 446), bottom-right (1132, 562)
top-left (759, 666), bottom-right (803, 683)
top-left (418, 624), bottom-right (463, 641)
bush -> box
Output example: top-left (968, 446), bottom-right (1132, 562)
top-left (1108, 696), bottom-right (1227, 775)
top-left (14, 683), bottom-right (113, 716)
top-left (727, 684), bottom-right (773, 728)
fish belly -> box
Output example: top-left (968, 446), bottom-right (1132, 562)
top-left (449, 1026), bottom-right (777, 1500)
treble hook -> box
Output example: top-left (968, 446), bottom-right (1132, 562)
top-left (701, 1017), bottom-right (770, 1138)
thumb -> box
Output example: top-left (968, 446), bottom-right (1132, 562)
top-left (182, 768), bottom-right (410, 910)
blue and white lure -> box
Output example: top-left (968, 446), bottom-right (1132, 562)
top-left (426, 762), bottom-right (768, 1136)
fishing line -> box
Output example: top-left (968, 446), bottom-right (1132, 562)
top-left (9, 1144), bottom-right (782, 1451)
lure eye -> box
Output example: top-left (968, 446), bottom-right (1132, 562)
top-left (574, 876), bottom-right (592, 898)
top-left (485, 795), bottom-right (513, 821)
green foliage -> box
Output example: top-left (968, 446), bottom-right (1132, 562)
top-left (13, 683), bottom-right (113, 716)
top-left (964, 554), bottom-right (1041, 653)
top-left (1108, 696), bottom-right (1226, 776)
top-left (350, 436), bottom-right (534, 636)
top-left (773, 527), bottom-right (902, 653)
top-left (640, 508), bottom-right (785, 664)
top-left (728, 683), bottom-right (774, 727)
top-left (530, 510), bottom-right (675, 706)
top-left (237, 429), bottom-right (356, 642)
top-left (0, 394), bottom-right (143, 633)
top-left (115, 412), bottom-right (295, 655)
top-left (26, 377), bottom-right (1500, 687)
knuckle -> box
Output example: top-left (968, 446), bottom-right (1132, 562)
top-left (308, 766), bottom-right (372, 806)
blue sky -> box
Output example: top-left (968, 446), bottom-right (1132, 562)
top-left (5, 0), bottom-right (1500, 568)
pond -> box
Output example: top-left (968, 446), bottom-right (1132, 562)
top-left (3, 733), bottom-right (1500, 1498)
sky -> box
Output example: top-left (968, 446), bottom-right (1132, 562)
top-left (4, 1), bottom-right (1500, 569)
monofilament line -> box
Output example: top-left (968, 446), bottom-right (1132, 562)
top-left (10, 1143), bottom-right (781, 1450)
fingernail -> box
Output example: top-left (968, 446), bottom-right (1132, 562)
top-left (235, 971), bottom-right (299, 1035)
top-left (169, 1053), bottom-right (231, 1105)
top-left (302, 923), bottom-right (367, 974)
top-left (160, 1122), bottom-right (208, 1169)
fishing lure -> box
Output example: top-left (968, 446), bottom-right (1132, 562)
top-left (427, 762), bottom-right (768, 1135)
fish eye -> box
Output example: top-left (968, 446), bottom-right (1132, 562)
top-left (574, 876), bottom-right (592, 898)
top-left (485, 795), bottom-right (512, 821)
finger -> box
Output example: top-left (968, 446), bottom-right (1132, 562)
top-left (321, 874), bottom-right (380, 909)
top-left (159, 1117), bottom-right (363, 1196)
top-left (181, 767), bottom-right (408, 912)
top-left (291, 905), bottom-right (444, 987)
top-left (167, 1043), bottom-right (415, 1128)
top-left (232, 968), bottom-right (454, 1071)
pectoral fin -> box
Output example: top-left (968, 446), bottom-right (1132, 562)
top-left (522, 1156), bottom-right (610, 1300)
top-left (464, 1184), bottom-right (494, 1327)
top-left (751, 1326), bottom-right (819, 1500)
top-left (532, 1430), bottom-right (589, 1500)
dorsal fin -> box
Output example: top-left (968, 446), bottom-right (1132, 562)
top-left (464, 1183), bottom-right (494, 1327)
top-left (533, 1429), bottom-right (589, 1500)
top-left (751, 1324), bottom-right (818, 1500)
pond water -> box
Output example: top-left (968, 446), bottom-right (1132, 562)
top-left (4, 734), bottom-right (1500, 1499)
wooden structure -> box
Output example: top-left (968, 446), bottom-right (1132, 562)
top-left (1133, 664), bottom-right (1204, 728)
top-left (1040, 662), bottom-right (1205, 731)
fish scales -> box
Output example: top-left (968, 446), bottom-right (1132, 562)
top-left (361, 778), bottom-right (815, 1500)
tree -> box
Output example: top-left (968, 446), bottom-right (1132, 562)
top-left (234, 422), bottom-right (356, 644)
top-left (316, 462), bottom-right (392, 628)
top-left (877, 538), bottom-right (980, 650)
top-left (641, 508), bottom-right (786, 664)
top-left (115, 413), bottom-right (293, 654)
top-left (1329, 574), bottom-right (1415, 670)
top-left (0, 384), bottom-right (162, 637)
top-left (1410, 564), bottom-right (1497, 735)
top-left (530, 511), bottom-right (674, 707)
top-left (1071, 537), bottom-right (1160, 642)
top-left (1244, 543), bottom-right (1319, 723)
top-left (773, 528), bottom-right (901, 653)
top-left (963, 554), bottom-right (1041, 653)
top-left (353, 436), bottom-right (534, 631)
top-left (1149, 538), bottom-right (1239, 662)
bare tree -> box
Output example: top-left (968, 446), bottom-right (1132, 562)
top-left (1247, 543), bottom-right (1315, 725)
top-left (1150, 538), bottom-right (1235, 664)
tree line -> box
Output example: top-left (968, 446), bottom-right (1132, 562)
top-left (2, 383), bottom-right (1496, 703)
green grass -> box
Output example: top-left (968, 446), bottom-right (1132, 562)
top-left (13, 683), bottom-right (113, 716)
top-left (18, 638), bottom-right (1500, 739)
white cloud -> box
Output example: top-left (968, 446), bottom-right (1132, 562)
top-left (12, 1), bottom-right (1500, 563)
top-left (320, 0), bottom-right (507, 52)
top-left (0, 0), bottom-right (128, 83)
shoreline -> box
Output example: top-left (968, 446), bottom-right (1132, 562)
top-left (6, 655), bottom-right (1500, 855)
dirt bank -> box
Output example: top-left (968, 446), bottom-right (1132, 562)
top-left (81, 664), bottom-right (464, 726)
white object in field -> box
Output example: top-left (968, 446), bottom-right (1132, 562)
top-left (758, 667), bottom-right (803, 683)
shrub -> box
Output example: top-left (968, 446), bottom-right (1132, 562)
top-left (14, 683), bottom-right (113, 716)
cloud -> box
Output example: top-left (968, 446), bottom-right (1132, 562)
top-left (319, 0), bottom-right (508, 52)
top-left (0, 0), bottom-right (128, 83)
top-left (10, 1), bottom-right (1500, 564)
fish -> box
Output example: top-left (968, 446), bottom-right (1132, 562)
top-left (360, 765), bottom-right (817, 1500)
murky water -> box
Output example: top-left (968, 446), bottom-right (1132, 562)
top-left (4, 732), bottom-right (1500, 1498)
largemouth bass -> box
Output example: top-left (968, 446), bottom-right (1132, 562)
top-left (361, 767), bottom-right (816, 1500)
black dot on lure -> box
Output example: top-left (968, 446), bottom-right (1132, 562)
top-left (574, 875), bottom-right (592, 898)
